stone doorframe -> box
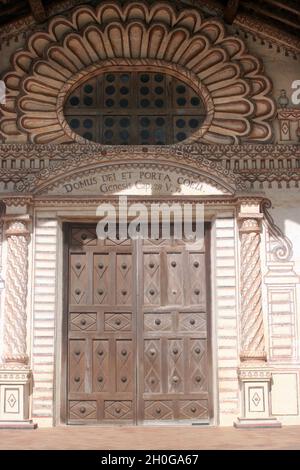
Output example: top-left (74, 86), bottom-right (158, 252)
top-left (0, 192), bottom-right (281, 428)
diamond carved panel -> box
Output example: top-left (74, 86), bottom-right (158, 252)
top-left (167, 253), bottom-right (183, 305)
top-left (70, 253), bottom-right (88, 304)
top-left (143, 253), bottom-right (160, 305)
top-left (178, 312), bottom-right (206, 333)
top-left (144, 340), bottom-right (162, 393)
top-left (116, 340), bottom-right (133, 393)
top-left (116, 254), bottom-right (132, 305)
top-left (104, 313), bottom-right (132, 331)
top-left (144, 313), bottom-right (172, 331)
top-left (70, 313), bottom-right (97, 331)
top-left (168, 339), bottom-right (184, 393)
top-left (69, 401), bottom-right (97, 420)
top-left (104, 401), bottom-right (133, 419)
top-left (179, 400), bottom-right (209, 419)
top-left (189, 339), bottom-right (208, 393)
top-left (93, 254), bottom-right (110, 304)
top-left (93, 340), bottom-right (109, 393)
top-left (4, 389), bottom-right (19, 414)
top-left (69, 339), bottom-right (86, 393)
top-left (71, 228), bottom-right (97, 246)
top-left (144, 401), bottom-right (174, 420)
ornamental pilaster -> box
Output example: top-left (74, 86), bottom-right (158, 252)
top-left (235, 199), bottom-right (280, 428)
top-left (2, 215), bottom-right (30, 365)
top-left (238, 213), bottom-right (266, 362)
top-left (0, 206), bottom-right (36, 428)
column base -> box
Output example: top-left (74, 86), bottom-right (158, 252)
top-left (236, 364), bottom-right (281, 428)
top-left (0, 420), bottom-right (37, 429)
top-left (234, 417), bottom-right (281, 429)
top-left (0, 364), bottom-right (36, 428)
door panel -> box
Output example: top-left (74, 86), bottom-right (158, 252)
top-left (138, 235), bottom-right (210, 423)
top-left (66, 224), bottom-right (211, 424)
top-left (67, 226), bottom-right (136, 424)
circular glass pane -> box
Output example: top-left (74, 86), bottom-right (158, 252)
top-left (84, 84), bottom-right (93, 94)
top-left (70, 118), bottom-right (80, 129)
top-left (69, 96), bottom-right (79, 106)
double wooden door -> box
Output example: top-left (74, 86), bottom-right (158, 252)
top-left (65, 224), bottom-right (211, 424)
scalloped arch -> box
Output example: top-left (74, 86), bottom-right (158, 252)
top-left (0, 1), bottom-right (275, 144)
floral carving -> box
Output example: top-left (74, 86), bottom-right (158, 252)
top-left (0, 2), bottom-right (275, 145)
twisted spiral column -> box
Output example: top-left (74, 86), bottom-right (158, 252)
top-left (239, 217), bottom-right (266, 361)
top-left (2, 218), bottom-right (30, 364)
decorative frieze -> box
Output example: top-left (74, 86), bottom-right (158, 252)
top-left (1, 144), bottom-right (300, 190)
top-left (14, 152), bottom-right (245, 195)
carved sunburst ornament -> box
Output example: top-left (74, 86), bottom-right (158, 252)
top-left (0, 1), bottom-right (275, 144)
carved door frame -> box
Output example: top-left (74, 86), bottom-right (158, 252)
top-left (60, 219), bottom-right (213, 425)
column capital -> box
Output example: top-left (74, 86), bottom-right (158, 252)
top-left (237, 196), bottom-right (264, 220)
top-left (3, 215), bottom-right (31, 237)
top-left (238, 215), bottom-right (263, 234)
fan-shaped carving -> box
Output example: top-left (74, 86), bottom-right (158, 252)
top-left (0, 2), bottom-right (275, 144)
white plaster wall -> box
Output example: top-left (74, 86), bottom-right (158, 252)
top-left (0, 223), bottom-right (4, 359)
top-left (213, 213), bottom-right (240, 426)
top-left (262, 188), bottom-right (300, 424)
top-left (30, 211), bottom-right (58, 427)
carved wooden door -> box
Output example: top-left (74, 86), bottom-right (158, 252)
top-left (137, 232), bottom-right (210, 423)
top-left (67, 225), bottom-right (136, 424)
top-left (66, 224), bottom-right (211, 424)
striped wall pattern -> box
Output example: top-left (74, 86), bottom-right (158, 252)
top-left (0, 219), bottom-right (3, 358)
top-left (31, 215), bottom-right (58, 424)
top-left (268, 287), bottom-right (297, 361)
top-left (214, 217), bottom-right (239, 419)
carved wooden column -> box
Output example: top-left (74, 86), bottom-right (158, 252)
top-left (0, 211), bottom-right (36, 428)
top-left (234, 199), bottom-right (281, 428)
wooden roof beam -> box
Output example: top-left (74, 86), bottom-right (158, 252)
top-left (28, 0), bottom-right (46, 23)
top-left (260, 0), bottom-right (300, 17)
top-left (224, 0), bottom-right (240, 24)
top-left (0, 1), bottom-right (27, 16)
top-left (243, 1), bottom-right (300, 30)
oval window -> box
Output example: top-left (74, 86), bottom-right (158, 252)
top-left (64, 71), bottom-right (207, 145)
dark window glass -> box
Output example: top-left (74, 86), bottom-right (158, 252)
top-left (65, 71), bottom-right (206, 144)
